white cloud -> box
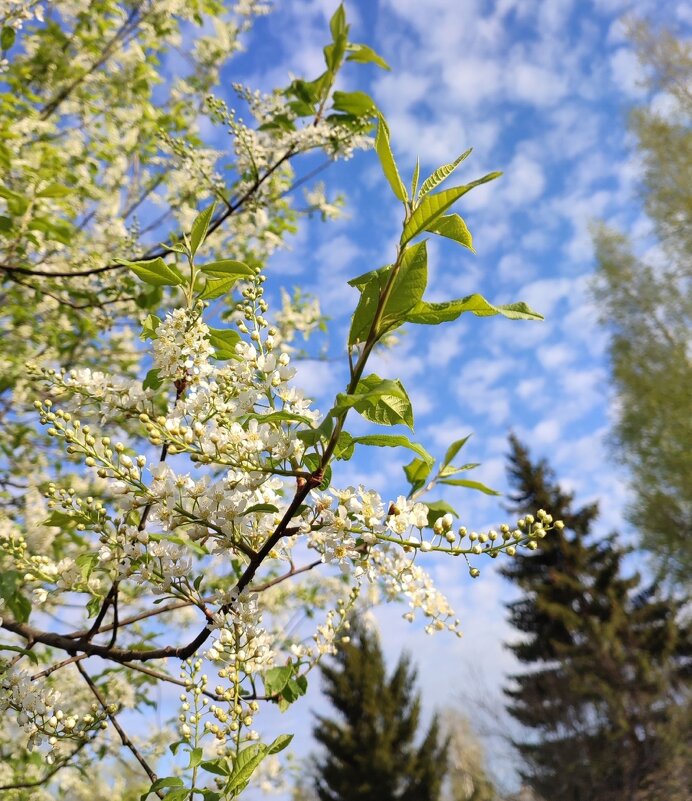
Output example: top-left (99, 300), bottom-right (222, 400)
top-left (610, 47), bottom-right (646, 98)
top-left (501, 152), bottom-right (546, 206)
top-left (510, 62), bottom-right (569, 106)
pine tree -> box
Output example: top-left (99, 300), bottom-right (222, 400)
top-left (500, 435), bottom-right (690, 801)
top-left (311, 618), bottom-right (448, 801)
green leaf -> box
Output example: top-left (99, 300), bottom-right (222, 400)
top-left (332, 90), bottom-right (377, 116)
top-left (375, 115), bottom-right (407, 202)
top-left (0, 645), bottom-right (38, 664)
top-left (186, 747), bottom-right (203, 769)
top-left (200, 759), bottom-right (230, 777)
top-left (36, 184), bottom-right (72, 199)
top-left (352, 435), bottom-right (434, 466)
top-left (263, 666), bottom-right (295, 697)
top-left (143, 777), bottom-right (184, 800)
top-left (426, 213), bottom-right (474, 252)
top-left (1, 27), bottom-right (15, 51)
top-left (380, 241), bottom-right (428, 331)
top-left (439, 462), bottom-right (479, 477)
top-left (418, 149), bottom-right (472, 198)
top-left (116, 257), bottom-right (183, 287)
top-left (42, 510), bottom-right (77, 529)
top-left (140, 314), bottom-right (161, 341)
top-left (425, 500), bottom-right (459, 525)
top-left (348, 269), bottom-right (387, 346)
top-left (189, 201), bottom-right (216, 258)
top-left (401, 173), bottom-right (501, 245)
top-left (162, 790), bottom-right (190, 801)
top-left (410, 157), bottom-right (420, 199)
top-left (243, 503), bottom-right (280, 516)
top-left (199, 260), bottom-right (254, 277)
top-left (404, 457), bottom-right (432, 493)
top-left (267, 733), bottom-right (293, 755)
top-left (277, 674), bottom-right (308, 711)
top-left (443, 435), bottom-right (471, 467)
top-left (333, 430), bottom-right (355, 461)
top-left (207, 327), bottom-right (241, 360)
top-left (405, 295), bottom-right (544, 325)
top-left (332, 374), bottom-right (414, 429)
top-left (329, 4), bottom-right (347, 38)
top-left (345, 43), bottom-right (390, 70)
top-left (142, 368), bottom-right (162, 391)
top-left (347, 241), bottom-right (428, 345)
top-left (198, 276), bottom-right (237, 300)
top-left (224, 744), bottom-right (268, 796)
top-left (76, 553), bottom-right (99, 581)
top-left (438, 478), bottom-right (500, 496)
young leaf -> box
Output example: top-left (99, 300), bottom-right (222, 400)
top-left (375, 115), bottom-right (407, 203)
top-left (207, 327), bottom-right (241, 360)
top-left (267, 734), bottom-right (294, 755)
top-left (333, 374), bottom-right (414, 429)
top-left (332, 90), bottom-right (377, 116)
top-left (198, 276), bottom-right (236, 300)
top-left (1, 27), bottom-right (15, 51)
top-left (263, 666), bottom-right (295, 697)
top-left (418, 148), bottom-right (472, 198)
top-left (140, 314), bottom-right (161, 341)
top-left (404, 457), bottom-right (432, 490)
top-left (352, 434), bottom-right (434, 466)
top-left (142, 368), bottom-right (162, 390)
top-left (426, 213), bottom-right (474, 252)
top-left (438, 477), bottom-right (500, 496)
top-left (116, 257), bottom-right (183, 287)
top-left (224, 744), bottom-right (269, 796)
top-left (345, 43), bottom-right (390, 70)
top-left (348, 269), bottom-right (387, 346)
top-left (329, 3), bottom-right (347, 39)
top-left (401, 173), bottom-right (501, 245)
top-left (199, 259), bottom-right (254, 277)
top-left (379, 240), bottom-right (428, 331)
top-left (410, 157), bottom-right (420, 199)
top-left (187, 747), bottom-right (204, 769)
top-left (36, 183), bottom-right (73, 198)
top-left (405, 295), bottom-right (544, 325)
top-left (189, 201), bottom-right (216, 258)
top-left (443, 434), bottom-right (471, 467)
top-left (425, 500), bottom-right (459, 525)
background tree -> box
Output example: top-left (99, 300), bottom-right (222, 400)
top-left (311, 617), bottom-right (448, 801)
top-left (438, 708), bottom-right (495, 801)
top-left (500, 435), bottom-right (690, 801)
top-left (592, 20), bottom-right (692, 584)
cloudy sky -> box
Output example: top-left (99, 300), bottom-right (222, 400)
top-left (218, 0), bottom-right (688, 794)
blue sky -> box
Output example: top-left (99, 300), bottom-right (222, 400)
top-left (208, 0), bottom-right (690, 794)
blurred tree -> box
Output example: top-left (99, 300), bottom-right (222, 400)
top-left (592, 21), bottom-right (692, 584)
top-left (311, 618), bottom-right (448, 801)
top-left (439, 708), bottom-right (495, 801)
top-left (500, 435), bottom-right (690, 801)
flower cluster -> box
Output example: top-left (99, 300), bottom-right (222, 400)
top-left (153, 306), bottom-right (215, 384)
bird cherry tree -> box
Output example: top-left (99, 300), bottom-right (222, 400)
top-left (0, 3), bottom-right (561, 799)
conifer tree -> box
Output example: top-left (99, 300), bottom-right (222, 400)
top-left (312, 618), bottom-right (448, 801)
top-left (500, 435), bottom-right (690, 801)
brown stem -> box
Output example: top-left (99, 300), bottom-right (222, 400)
top-left (76, 661), bottom-right (162, 796)
top-left (0, 737), bottom-right (90, 791)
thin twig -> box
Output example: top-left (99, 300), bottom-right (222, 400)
top-left (76, 661), bottom-right (162, 796)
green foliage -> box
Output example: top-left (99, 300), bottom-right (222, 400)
top-left (501, 435), bottom-right (691, 801)
top-left (311, 619), bottom-right (448, 801)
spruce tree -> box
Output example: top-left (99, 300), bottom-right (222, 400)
top-left (312, 618), bottom-right (448, 801)
top-left (501, 435), bottom-right (690, 801)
